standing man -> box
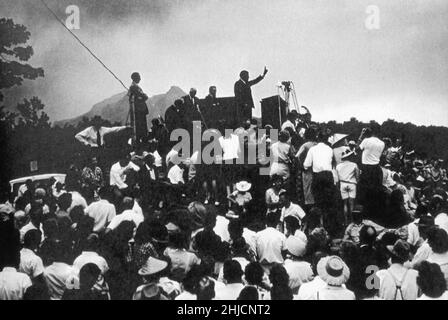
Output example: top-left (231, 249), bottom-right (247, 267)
top-left (75, 116), bottom-right (129, 150)
top-left (203, 86), bottom-right (221, 129)
top-left (165, 99), bottom-right (187, 133)
top-left (357, 124), bottom-right (385, 217)
top-left (183, 88), bottom-right (203, 133)
top-left (129, 72), bottom-right (149, 143)
top-left (234, 67), bottom-right (268, 124)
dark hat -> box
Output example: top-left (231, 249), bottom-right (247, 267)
top-left (416, 215), bottom-right (435, 228)
top-left (387, 239), bottom-right (411, 261)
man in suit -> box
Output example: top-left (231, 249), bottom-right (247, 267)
top-left (203, 86), bottom-right (221, 129)
top-left (128, 72), bottom-right (149, 143)
top-left (164, 99), bottom-right (187, 133)
top-left (234, 67), bottom-right (268, 124)
top-left (183, 88), bottom-right (204, 133)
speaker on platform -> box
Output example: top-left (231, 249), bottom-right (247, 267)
top-left (261, 95), bottom-right (288, 130)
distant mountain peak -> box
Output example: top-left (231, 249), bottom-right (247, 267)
top-left (55, 87), bottom-right (186, 127)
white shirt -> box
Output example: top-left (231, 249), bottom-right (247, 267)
top-left (281, 203), bottom-right (306, 223)
top-left (243, 228), bottom-right (257, 257)
top-left (73, 251), bottom-right (109, 274)
top-left (175, 291), bottom-right (197, 300)
top-left (107, 209), bottom-right (144, 231)
top-left (19, 222), bottom-right (43, 244)
top-left (297, 276), bottom-right (327, 300)
top-left (283, 259), bottom-right (313, 292)
top-left (214, 215), bottom-right (230, 243)
top-left (336, 161), bottom-right (359, 184)
top-left (166, 149), bottom-right (179, 167)
top-left (72, 251), bottom-right (109, 294)
top-left (168, 165), bottom-right (185, 184)
top-left (411, 240), bottom-right (432, 268)
top-left (377, 264), bottom-right (419, 300)
top-left (44, 262), bottom-right (75, 300)
top-left (69, 191), bottom-right (88, 212)
top-left (435, 212), bottom-right (448, 234)
top-left (75, 126), bottom-right (127, 147)
top-left (19, 248), bottom-right (44, 279)
top-left (109, 161), bottom-right (140, 189)
top-left (152, 150), bottom-right (163, 168)
top-left (0, 267), bottom-right (32, 300)
top-left (214, 283), bottom-right (245, 300)
top-left (303, 143), bottom-right (334, 173)
top-left (360, 137), bottom-right (385, 165)
top-left (86, 199), bottom-right (116, 233)
top-left (255, 227), bottom-right (287, 264)
top-left (219, 134), bottom-right (240, 161)
top-left (314, 285), bottom-right (355, 300)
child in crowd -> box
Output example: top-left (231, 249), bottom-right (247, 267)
top-left (336, 150), bottom-right (360, 226)
top-left (227, 181), bottom-right (253, 219)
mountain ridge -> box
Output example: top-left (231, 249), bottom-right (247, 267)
top-left (55, 86), bottom-right (186, 127)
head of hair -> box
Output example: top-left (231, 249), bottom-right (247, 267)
top-left (223, 260), bottom-right (243, 283)
top-left (15, 197), bottom-right (28, 211)
top-left (266, 210), bottom-right (280, 228)
top-left (121, 197), bottom-right (134, 211)
top-left (98, 186), bottom-right (111, 201)
top-left (239, 70), bottom-right (249, 79)
top-left (284, 216), bottom-right (301, 235)
top-left (79, 263), bottom-right (101, 290)
top-left (69, 205), bottom-right (84, 224)
top-left (57, 192), bottom-right (72, 211)
top-left (82, 233), bottom-right (99, 252)
top-left (131, 72), bottom-right (140, 82)
top-left (169, 231), bottom-right (187, 249)
top-left (228, 219), bottom-right (243, 240)
top-left (304, 127), bottom-right (317, 141)
top-left (417, 261), bottom-right (447, 298)
top-left (182, 265), bottom-right (206, 294)
top-left (29, 205), bottom-right (43, 225)
top-left (269, 264), bottom-right (293, 300)
top-left (359, 225), bottom-right (377, 246)
top-left (244, 262), bottom-right (264, 286)
top-left (428, 228), bottom-right (448, 254)
top-left (23, 229), bottom-right (42, 249)
top-left (317, 131), bottom-right (328, 143)
top-left (237, 286), bottom-right (259, 300)
top-left (278, 130), bottom-right (290, 143)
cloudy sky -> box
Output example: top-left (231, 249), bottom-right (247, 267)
top-left (1, 0), bottom-right (447, 125)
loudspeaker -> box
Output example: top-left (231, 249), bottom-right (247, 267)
top-left (261, 95), bottom-right (288, 130)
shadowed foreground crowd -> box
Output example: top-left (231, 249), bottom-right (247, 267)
top-left (1, 113), bottom-right (448, 301)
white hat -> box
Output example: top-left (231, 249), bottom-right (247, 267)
top-left (317, 256), bottom-right (350, 286)
top-left (235, 181), bottom-right (252, 192)
top-left (328, 133), bottom-right (348, 146)
top-left (286, 235), bottom-right (307, 258)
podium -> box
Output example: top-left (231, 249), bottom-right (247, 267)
top-left (261, 95), bottom-right (288, 130)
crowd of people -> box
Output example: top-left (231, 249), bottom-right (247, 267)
top-left (1, 70), bottom-right (448, 301)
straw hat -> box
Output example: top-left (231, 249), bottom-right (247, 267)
top-left (235, 181), bottom-right (252, 192)
top-left (317, 255), bottom-right (350, 286)
top-left (138, 257), bottom-right (168, 276)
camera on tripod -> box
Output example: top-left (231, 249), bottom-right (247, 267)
top-left (281, 81), bottom-right (293, 92)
